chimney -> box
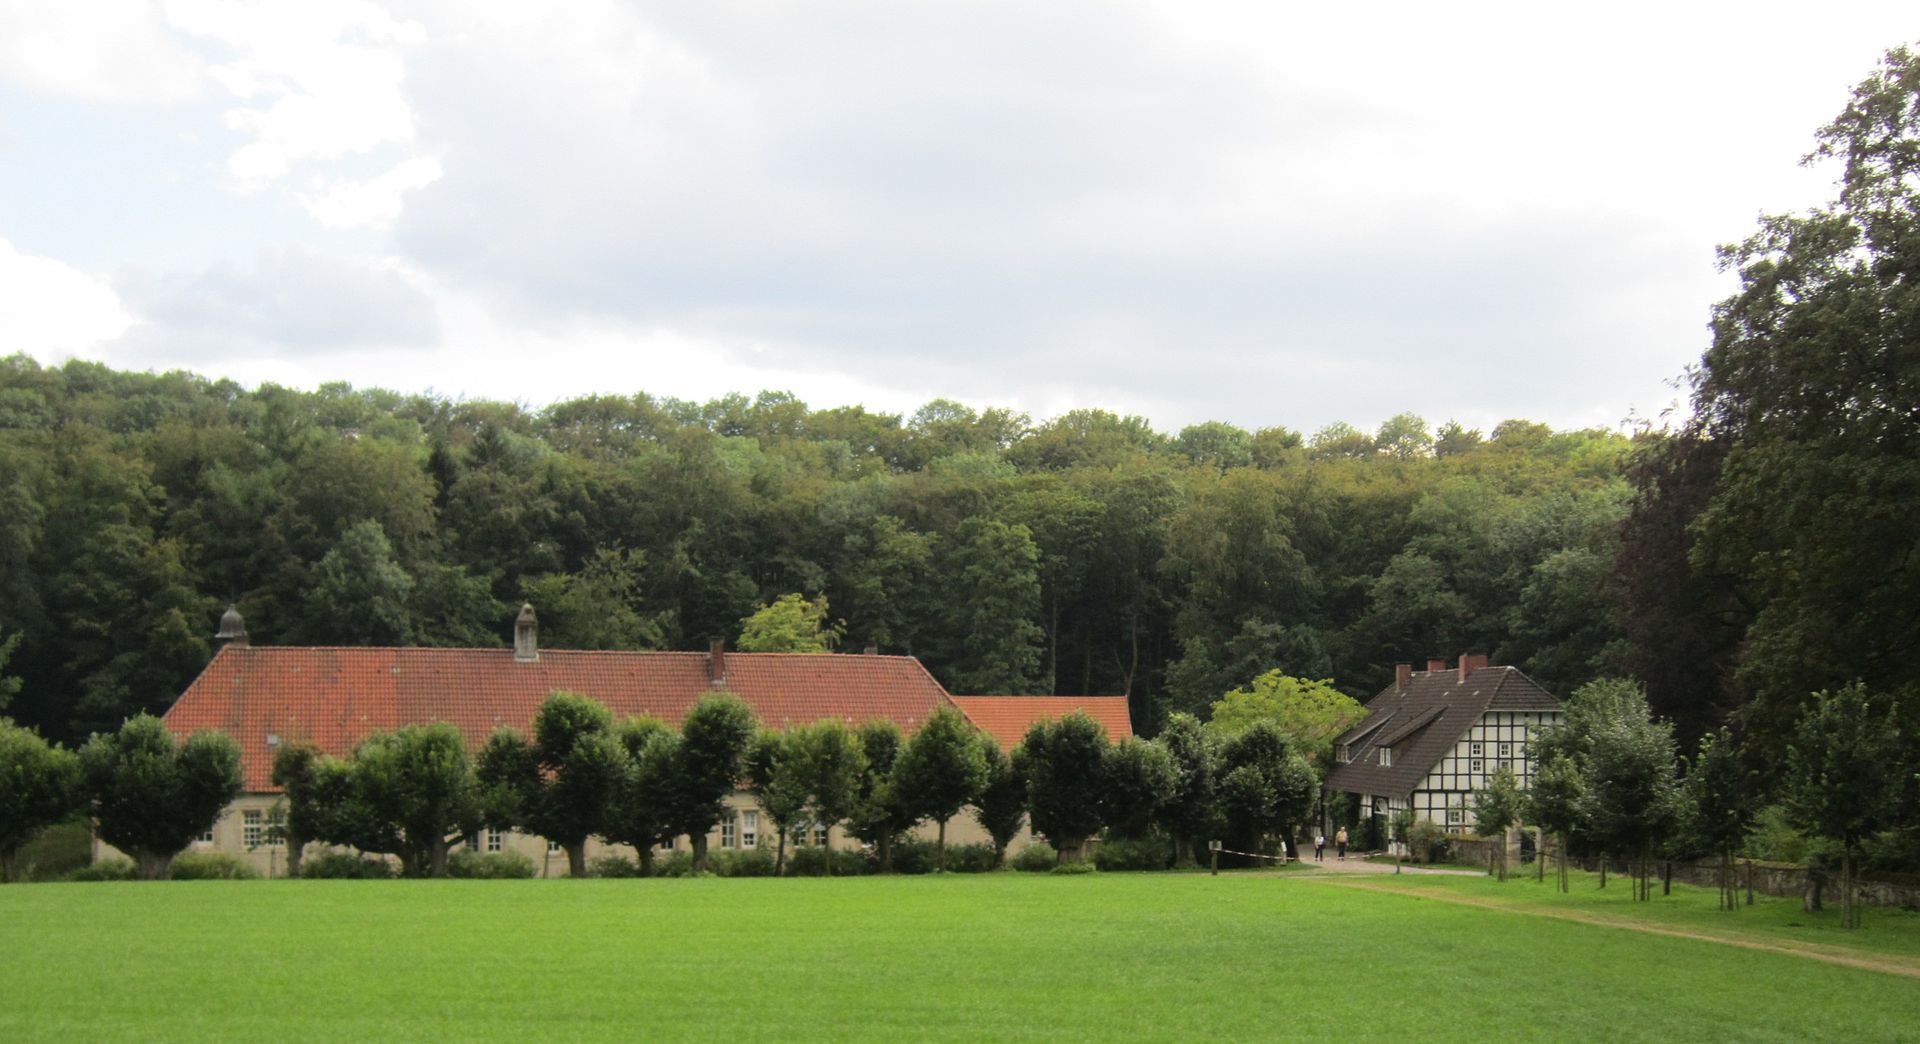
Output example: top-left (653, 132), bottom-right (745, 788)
top-left (514, 603), bottom-right (538, 662)
top-left (708, 638), bottom-right (727, 686)
top-left (1458, 652), bottom-right (1489, 682)
top-left (214, 605), bottom-right (249, 650)
top-left (1395, 662), bottom-right (1413, 689)
top-left (1426, 658), bottom-right (1447, 674)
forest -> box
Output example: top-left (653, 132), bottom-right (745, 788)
top-left (1, 49), bottom-right (1918, 809)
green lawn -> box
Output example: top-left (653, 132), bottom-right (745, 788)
top-left (2, 873), bottom-right (1916, 1042)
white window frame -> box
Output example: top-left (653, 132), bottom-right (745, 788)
top-left (813, 823), bottom-right (828, 847)
top-left (242, 809), bottom-right (264, 848)
top-left (721, 815), bottom-right (737, 849)
top-left (742, 811), bottom-right (758, 849)
top-left (548, 839), bottom-right (561, 854)
top-left (487, 830), bottom-right (504, 853)
top-left (1470, 759), bottom-right (1484, 774)
top-left (1378, 746), bottom-right (1392, 767)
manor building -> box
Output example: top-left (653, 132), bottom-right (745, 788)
top-left (1323, 655), bottom-right (1561, 837)
top-left (116, 605), bottom-right (1132, 874)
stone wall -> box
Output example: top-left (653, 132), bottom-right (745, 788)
top-left (1566, 853), bottom-right (1920, 911)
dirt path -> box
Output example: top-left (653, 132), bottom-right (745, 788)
top-left (1307, 875), bottom-right (1920, 980)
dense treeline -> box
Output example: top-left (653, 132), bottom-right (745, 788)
top-left (0, 355), bottom-right (1635, 744)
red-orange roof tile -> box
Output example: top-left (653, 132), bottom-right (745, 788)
top-left (948, 695), bottom-right (1134, 751)
top-left (163, 646), bottom-right (956, 791)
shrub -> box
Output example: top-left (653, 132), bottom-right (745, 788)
top-left (170, 851), bottom-right (261, 880)
top-left (888, 839), bottom-right (998, 874)
top-left (1011, 843), bottom-right (1058, 872)
top-left (1050, 860), bottom-right (1096, 875)
top-left (299, 852), bottom-right (395, 879)
top-left (64, 858), bottom-right (137, 882)
top-left (17, 821), bottom-right (92, 882)
top-left (588, 855), bottom-right (643, 878)
top-left (941, 842), bottom-right (998, 874)
top-left (1094, 834), bottom-right (1168, 872)
top-left (447, 849), bottom-right (537, 879)
top-left (656, 851), bottom-right (698, 878)
top-left (786, 846), bottom-right (867, 877)
top-left (1745, 804), bottom-right (1810, 864)
top-left (1405, 819), bottom-right (1449, 864)
top-left (710, 848), bottom-right (779, 878)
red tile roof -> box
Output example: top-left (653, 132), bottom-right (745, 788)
top-left (948, 695), bottom-right (1134, 751)
top-left (163, 646), bottom-right (956, 792)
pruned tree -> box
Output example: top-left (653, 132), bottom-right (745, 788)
top-left (1101, 736), bottom-right (1177, 842)
top-left (744, 729), bottom-right (808, 875)
top-left (846, 720), bottom-right (916, 872)
top-left (79, 714), bottom-right (241, 880)
top-left (1154, 713), bottom-right (1218, 868)
top-left (793, 719), bottom-right (867, 874)
top-left (605, 719), bottom-right (675, 875)
top-left (892, 707), bottom-right (986, 871)
top-left (672, 693), bottom-right (757, 872)
top-left (1017, 711), bottom-right (1110, 864)
top-left (269, 740), bottom-right (324, 879)
top-left (970, 737), bottom-right (1026, 868)
top-left (310, 723), bottom-right (482, 878)
top-left (1216, 721), bottom-right (1317, 862)
top-left (0, 719), bottom-right (79, 882)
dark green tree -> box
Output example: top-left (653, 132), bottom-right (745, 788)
top-left (1527, 753), bottom-right (1585, 892)
top-left (269, 740), bottom-right (324, 879)
top-left (309, 723), bottom-right (481, 878)
top-left (970, 737), bottom-right (1026, 868)
top-left (79, 714), bottom-right (241, 879)
top-left (1101, 737), bottom-right (1177, 841)
top-left (1154, 713), bottom-right (1218, 868)
top-left (1687, 727), bottom-right (1760, 911)
top-left (0, 719), bottom-right (79, 882)
top-left (846, 719), bottom-right (916, 872)
top-left (475, 691), bottom-right (623, 877)
top-left (604, 718), bottom-right (675, 875)
top-left (672, 693), bottom-right (757, 871)
top-left (744, 729), bottom-right (809, 875)
top-left (1017, 712), bottom-right (1110, 864)
top-left (793, 718), bottom-right (867, 873)
top-left (1216, 721), bottom-right (1316, 861)
top-left (299, 518), bottom-right (413, 645)
top-left (939, 518), bottom-right (1044, 694)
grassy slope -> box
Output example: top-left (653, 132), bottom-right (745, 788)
top-left (2, 874), bottom-right (1915, 1042)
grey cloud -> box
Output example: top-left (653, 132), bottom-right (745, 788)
top-left (114, 247), bottom-right (438, 359)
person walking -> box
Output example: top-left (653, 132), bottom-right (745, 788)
top-left (1335, 826), bottom-right (1349, 860)
top-left (1314, 832), bottom-right (1326, 862)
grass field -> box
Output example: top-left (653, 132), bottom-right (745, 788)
top-left (3, 871), bottom-right (1916, 1042)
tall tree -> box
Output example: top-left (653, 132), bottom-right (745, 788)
top-left (938, 518), bottom-right (1044, 694)
top-left (1154, 713), bottom-right (1218, 868)
top-left (892, 707), bottom-right (987, 870)
top-left (1577, 684), bottom-right (1683, 901)
top-left (1685, 47), bottom-right (1920, 748)
top-left (846, 720), bottom-right (916, 873)
top-left (604, 719), bottom-right (675, 875)
top-left (793, 719), bottom-right (867, 873)
top-left (0, 720), bottom-right (79, 882)
top-left (79, 715), bottom-right (241, 879)
top-left (1207, 671), bottom-right (1364, 768)
top-left (1527, 753), bottom-right (1585, 892)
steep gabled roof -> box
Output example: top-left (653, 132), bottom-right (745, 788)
top-left (1323, 664), bottom-right (1559, 798)
top-left (947, 695), bottom-right (1134, 751)
top-left (162, 646), bottom-right (955, 792)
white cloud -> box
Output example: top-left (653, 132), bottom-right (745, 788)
top-left (298, 155), bottom-right (443, 229)
top-left (0, 0), bottom-right (202, 103)
top-left (0, 238), bottom-right (133, 354)
top-left (161, 0), bottom-right (426, 188)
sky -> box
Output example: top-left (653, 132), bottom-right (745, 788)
top-left (0, 2), bottom-right (1912, 438)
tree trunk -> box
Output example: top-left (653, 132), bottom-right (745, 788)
top-left (1059, 835), bottom-right (1086, 864)
top-left (638, 846), bottom-right (655, 876)
top-left (567, 841), bottom-right (587, 878)
top-left (1537, 831), bottom-right (1545, 882)
top-left (994, 839), bottom-right (1008, 869)
top-left (1662, 859), bottom-right (1672, 896)
top-left (287, 832), bottom-right (307, 879)
top-left (937, 818), bottom-right (948, 873)
top-left (1599, 857), bottom-right (1607, 889)
top-left (879, 832), bottom-right (894, 874)
top-left (1, 848), bottom-right (17, 884)
top-left (1803, 864), bottom-right (1824, 913)
top-left (692, 833), bottom-right (709, 873)
top-left (775, 828), bottom-right (787, 876)
top-left (136, 849), bottom-right (174, 880)
top-left (429, 837), bottom-right (450, 878)
top-left (821, 825), bottom-right (832, 876)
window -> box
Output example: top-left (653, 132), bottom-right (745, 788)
top-left (813, 823), bottom-right (828, 847)
top-left (742, 811), bottom-right (758, 849)
top-left (660, 836), bottom-right (675, 851)
top-left (1337, 744), bottom-right (1350, 763)
top-left (487, 830), bottom-right (503, 853)
top-left (1498, 760), bottom-right (1512, 774)
top-left (1498, 743), bottom-right (1511, 757)
top-left (548, 839), bottom-right (561, 854)
top-left (243, 809), bottom-right (264, 848)
top-left (721, 815), bottom-right (737, 849)
top-left (1447, 808), bottom-right (1463, 824)
top-left (196, 827), bottom-right (214, 844)
top-left (467, 833), bottom-right (482, 852)
top-left (1469, 742), bottom-right (1483, 757)
top-left (1470, 759), bottom-right (1484, 774)
top-left (1378, 746), bottom-right (1392, 767)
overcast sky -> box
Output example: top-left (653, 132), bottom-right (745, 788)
top-left (0, 2), bottom-right (1911, 436)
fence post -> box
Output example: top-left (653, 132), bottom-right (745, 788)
top-left (1210, 840), bottom-right (1221, 876)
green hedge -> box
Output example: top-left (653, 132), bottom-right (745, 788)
top-left (588, 855), bottom-right (644, 878)
top-left (1093, 835), bottom-right (1168, 871)
top-left (1011, 843), bottom-right (1058, 872)
top-left (64, 858), bottom-right (137, 882)
top-left (171, 851), bottom-right (261, 880)
top-left (447, 849), bottom-right (538, 879)
top-left (299, 852), bottom-right (396, 879)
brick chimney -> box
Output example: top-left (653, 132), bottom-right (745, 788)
top-left (1395, 662), bottom-right (1413, 689)
top-left (708, 638), bottom-right (727, 686)
top-left (1458, 652), bottom-right (1489, 682)
top-left (1426, 658), bottom-right (1447, 674)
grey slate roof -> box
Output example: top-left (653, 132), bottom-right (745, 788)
top-left (1323, 665), bottom-right (1559, 798)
